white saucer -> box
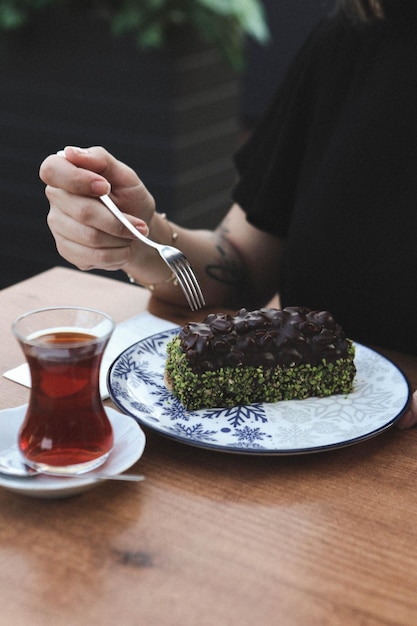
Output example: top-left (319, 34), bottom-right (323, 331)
top-left (0, 405), bottom-right (146, 498)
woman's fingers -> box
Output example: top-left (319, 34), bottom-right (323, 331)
top-left (40, 145), bottom-right (157, 274)
top-left (46, 188), bottom-right (150, 272)
top-left (48, 205), bottom-right (137, 271)
top-left (40, 146), bottom-right (155, 222)
top-left (40, 149), bottom-right (110, 197)
top-left (46, 188), bottom-right (146, 238)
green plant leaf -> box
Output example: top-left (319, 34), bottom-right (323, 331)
top-left (137, 23), bottom-right (165, 49)
top-left (235, 0), bottom-right (270, 43)
top-left (0, 3), bottom-right (26, 29)
top-left (196, 0), bottom-right (269, 43)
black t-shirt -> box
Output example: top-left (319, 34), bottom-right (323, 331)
top-left (232, 9), bottom-right (417, 354)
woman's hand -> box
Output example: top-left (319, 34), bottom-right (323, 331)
top-left (39, 146), bottom-right (156, 274)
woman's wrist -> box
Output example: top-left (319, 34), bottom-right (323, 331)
top-left (148, 211), bottom-right (179, 245)
top-left (125, 212), bottom-right (180, 291)
top-left (127, 271), bottom-right (179, 291)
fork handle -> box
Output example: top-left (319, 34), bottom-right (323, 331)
top-left (99, 195), bottom-right (159, 251)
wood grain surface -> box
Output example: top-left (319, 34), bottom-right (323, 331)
top-left (0, 268), bottom-right (416, 626)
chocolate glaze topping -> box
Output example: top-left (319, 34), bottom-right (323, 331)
top-left (177, 307), bottom-right (352, 371)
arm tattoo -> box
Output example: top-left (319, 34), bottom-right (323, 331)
top-left (205, 226), bottom-right (245, 288)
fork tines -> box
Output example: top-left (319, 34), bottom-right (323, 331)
top-left (172, 260), bottom-right (205, 311)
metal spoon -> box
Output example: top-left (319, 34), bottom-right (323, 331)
top-left (0, 446), bottom-right (144, 482)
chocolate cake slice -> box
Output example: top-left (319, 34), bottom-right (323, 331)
top-left (165, 307), bottom-right (356, 410)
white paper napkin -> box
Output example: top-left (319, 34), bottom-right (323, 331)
top-left (3, 312), bottom-right (178, 399)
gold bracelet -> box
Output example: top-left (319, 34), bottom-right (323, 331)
top-left (127, 213), bottom-right (179, 290)
top-left (128, 271), bottom-right (178, 291)
top-left (158, 212), bottom-right (179, 242)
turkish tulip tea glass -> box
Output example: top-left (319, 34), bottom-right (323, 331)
top-left (12, 306), bottom-right (115, 475)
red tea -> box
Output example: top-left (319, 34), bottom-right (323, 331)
top-left (18, 330), bottom-right (113, 469)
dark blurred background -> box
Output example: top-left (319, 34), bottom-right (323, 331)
top-left (0, 0), bottom-right (327, 289)
top-left (242, 0), bottom-right (327, 132)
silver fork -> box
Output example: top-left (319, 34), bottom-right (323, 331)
top-left (99, 195), bottom-right (205, 311)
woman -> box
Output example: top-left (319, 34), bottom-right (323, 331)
top-left (39, 0), bottom-right (417, 426)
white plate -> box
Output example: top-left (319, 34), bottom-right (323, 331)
top-left (107, 328), bottom-right (411, 455)
top-left (0, 406), bottom-right (145, 498)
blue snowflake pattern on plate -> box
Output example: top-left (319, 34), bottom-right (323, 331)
top-left (107, 329), bottom-right (411, 455)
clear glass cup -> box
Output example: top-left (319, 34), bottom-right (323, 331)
top-left (12, 306), bottom-right (115, 475)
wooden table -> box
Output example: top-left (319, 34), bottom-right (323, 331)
top-left (0, 267), bottom-right (417, 626)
